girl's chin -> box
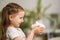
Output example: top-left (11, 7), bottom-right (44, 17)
top-left (15, 25), bottom-right (20, 28)
top-left (17, 25), bottom-right (20, 27)
top-left (18, 25), bottom-right (20, 27)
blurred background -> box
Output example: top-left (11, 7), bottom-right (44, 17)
top-left (0, 0), bottom-right (60, 40)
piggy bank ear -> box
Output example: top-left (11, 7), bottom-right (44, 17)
top-left (31, 24), bottom-right (36, 29)
top-left (36, 21), bottom-right (46, 29)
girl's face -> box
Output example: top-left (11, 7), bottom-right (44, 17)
top-left (9, 11), bottom-right (25, 28)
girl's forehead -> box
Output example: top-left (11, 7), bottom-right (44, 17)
top-left (15, 11), bottom-right (25, 17)
top-left (18, 11), bottom-right (25, 14)
top-left (18, 11), bottom-right (25, 15)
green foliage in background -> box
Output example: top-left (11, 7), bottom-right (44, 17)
top-left (20, 0), bottom-right (52, 35)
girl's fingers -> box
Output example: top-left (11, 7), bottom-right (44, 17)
top-left (33, 26), bottom-right (45, 34)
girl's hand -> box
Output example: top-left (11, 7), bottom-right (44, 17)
top-left (32, 25), bottom-right (45, 35)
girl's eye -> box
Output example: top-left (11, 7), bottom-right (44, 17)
top-left (19, 17), bottom-right (24, 19)
top-left (19, 17), bottom-right (22, 19)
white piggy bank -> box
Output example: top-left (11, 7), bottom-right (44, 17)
top-left (31, 21), bottom-right (46, 29)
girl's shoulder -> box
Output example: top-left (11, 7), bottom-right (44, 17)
top-left (6, 26), bottom-right (26, 40)
top-left (6, 26), bottom-right (21, 34)
top-left (7, 26), bottom-right (17, 31)
top-left (6, 27), bottom-right (22, 40)
top-left (7, 26), bottom-right (23, 34)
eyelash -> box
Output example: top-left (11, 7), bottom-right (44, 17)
top-left (19, 17), bottom-right (24, 19)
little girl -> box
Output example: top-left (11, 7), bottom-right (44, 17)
top-left (1, 3), bottom-right (44, 40)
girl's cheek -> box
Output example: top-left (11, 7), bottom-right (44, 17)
top-left (17, 18), bottom-right (21, 23)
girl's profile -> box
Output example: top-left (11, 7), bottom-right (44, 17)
top-left (1, 3), bottom-right (45, 40)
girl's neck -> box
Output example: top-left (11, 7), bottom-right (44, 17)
top-left (9, 24), bottom-right (18, 29)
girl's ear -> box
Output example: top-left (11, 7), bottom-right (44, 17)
top-left (9, 15), bottom-right (14, 21)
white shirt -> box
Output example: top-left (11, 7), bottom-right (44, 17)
top-left (6, 26), bottom-right (26, 40)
